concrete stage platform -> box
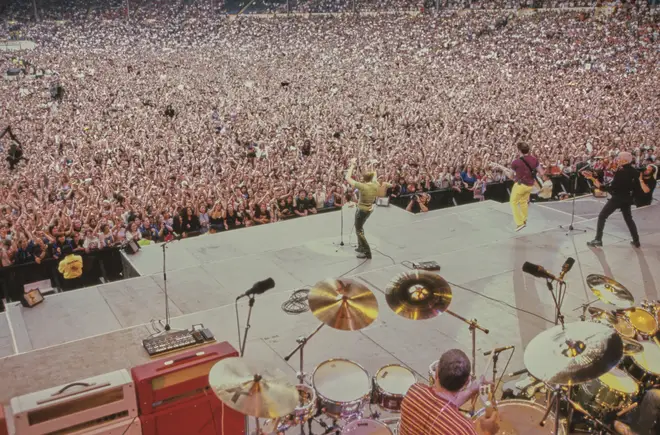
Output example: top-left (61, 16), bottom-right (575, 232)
top-left (1, 195), bottom-right (659, 409)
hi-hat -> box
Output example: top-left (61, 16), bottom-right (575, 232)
top-left (308, 279), bottom-right (378, 331)
top-left (385, 271), bottom-right (452, 320)
top-left (524, 321), bottom-right (623, 385)
top-left (586, 274), bottom-right (634, 308)
top-left (209, 358), bottom-right (298, 418)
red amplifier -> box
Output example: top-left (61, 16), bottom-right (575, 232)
top-left (0, 406), bottom-right (8, 435)
top-left (131, 341), bottom-right (244, 435)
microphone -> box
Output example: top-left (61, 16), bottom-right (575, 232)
top-left (507, 368), bottom-right (529, 377)
top-left (483, 345), bottom-right (514, 356)
top-left (557, 257), bottom-right (575, 281)
top-left (237, 278), bottom-right (275, 299)
top-left (522, 261), bottom-right (561, 282)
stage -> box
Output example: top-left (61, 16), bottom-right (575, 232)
top-left (1, 194), bottom-right (659, 411)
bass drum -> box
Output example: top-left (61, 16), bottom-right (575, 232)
top-left (473, 400), bottom-right (567, 434)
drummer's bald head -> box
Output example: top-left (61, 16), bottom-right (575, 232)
top-left (437, 349), bottom-right (471, 392)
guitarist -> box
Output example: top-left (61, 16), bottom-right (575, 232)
top-left (509, 143), bottom-right (543, 232)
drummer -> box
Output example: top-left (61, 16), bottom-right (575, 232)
top-left (399, 349), bottom-right (500, 435)
top-left (614, 389), bottom-right (660, 435)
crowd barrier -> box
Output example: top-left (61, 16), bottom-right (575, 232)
top-left (390, 175), bottom-right (592, 213)
top-left (0, 207), bottom-right (341, 311)
top-left (0, 247), bottom-right (124, 309)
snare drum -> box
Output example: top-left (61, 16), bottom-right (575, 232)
top-left (473, 400), bottom-right (566, 434)
top-left (342, 419), bottom-right (393, 434)
top-left (573, 368), bottom-right (639, 414)
top-left (313, 359), bottom-right (371, 419)
top-left (428, 360), bottom-right (439, 386)
top-left (626, 309), bottom-right (658, 339)
top-left (372, 364), bottom-right (417, 412)
top-left (621, 340), bottom-right (660, 388)
top-left (262, 384), bottom-right (317, 434)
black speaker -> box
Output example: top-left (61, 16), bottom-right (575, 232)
top-left (124, 240), bottom-right (140, 255)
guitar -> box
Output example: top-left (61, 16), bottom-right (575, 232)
top-left (489, 161), bottom-right (542, 188)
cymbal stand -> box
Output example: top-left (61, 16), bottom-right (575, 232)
top-left (446, 310), bottom-right (489, 381)
top-left (284, 323), bottom-right (325, 385)
top-left (539, 383), bottom-right (615, 435)
top-left (573, 299), bottom-right (601, 321)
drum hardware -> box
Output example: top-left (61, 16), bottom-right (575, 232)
top-left (385, 271), bottom-right (489, 381)
top-left (586, 274), bottom-right (635, 308)
top-left (621, 337), bottom-right (644, 355)
top-left (615, 402), bottom-right (638, 418)
top-left (574, 300), bottom-right (604, 321)
top-left (284, 322), bottom-right (326, 385)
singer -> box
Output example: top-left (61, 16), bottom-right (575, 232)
top-left (345, 157), bottom-right (389, 260)
top-left (583, 152), bottom-right (641, 249)
top-left (509, 143), bottom-right (543, 232)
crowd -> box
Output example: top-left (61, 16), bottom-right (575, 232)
top-left (0, 0), bottom-right (658, 268)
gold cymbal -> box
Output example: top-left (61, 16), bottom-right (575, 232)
top-left (308, 279), bottom-right (378, 331)
top-left (209, 358), bottom-right (299, 419)
top-left (524, 321), bottom-right (623, 385)
top-left (586, 275), bottom-right (634, 308)
top-left (385, 271), bottom-right (452, 320)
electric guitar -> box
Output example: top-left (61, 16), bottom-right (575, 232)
top-left (489, 161), bottom-right (543, 188)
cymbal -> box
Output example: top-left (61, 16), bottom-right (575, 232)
top-left (209, 358), bottom-right (299, 418)
top-left (622, 337), bottom-right (644, 355)
top-left (524, 321), bottom-right (623, 385)
top-left (586, 275), bottom-right (634, 308)
top-left (385, 271), bottom-right (452, 320)
top-left (308, 279), bottom-right (378, 331)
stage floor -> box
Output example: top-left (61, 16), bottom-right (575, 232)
top-left (1, 195), bottom-right (659, 410)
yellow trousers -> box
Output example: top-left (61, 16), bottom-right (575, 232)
top-left (510, 183), bottom-right (533, 226)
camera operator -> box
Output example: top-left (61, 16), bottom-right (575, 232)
top-left (635, 164), bottom-right (657, 208)
top-left (406, 193), bottom-right (429, 213)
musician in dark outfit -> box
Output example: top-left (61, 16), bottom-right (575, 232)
top-left (583, 152), bottom-right (641, 248)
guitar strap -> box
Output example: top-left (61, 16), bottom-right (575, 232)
top-left (519, 156), bottom-right (542, 188)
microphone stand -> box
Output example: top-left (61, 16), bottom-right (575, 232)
top-left (559, 171), bottom-right (588, 236)
top-left (161, 242), bottom-right (171, 332)
top-left (239, 295), bottom-right (256, 357)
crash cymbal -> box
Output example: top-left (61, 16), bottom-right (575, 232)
top-left (524, 321), bottom-right (623, 385)
top-left (385, 271), bottom-right (452, 320)
top-left (622, 337), bottom-right (644, 355)
top-left (308, 279), bottom-right (378, 331)
top-left (209, 358), bottom-right (298, 419)
top-left (586, 275), bottom-right (634, 308)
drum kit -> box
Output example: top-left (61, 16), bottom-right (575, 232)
top-left (207, 271), bottom-right (660, 435)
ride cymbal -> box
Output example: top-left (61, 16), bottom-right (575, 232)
top-left (308, 279), bottom-right (378, 331)
top-left (385, 271), bottom-right (452, 320)
top-left (524, 321), bottom-right (623, 385)
top-left (209, 358), bottom-right (298, 418)
top-left (586, 274), bottom-right (634, 308)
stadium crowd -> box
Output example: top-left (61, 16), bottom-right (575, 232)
top-left (0, 0), bottom-right (658, 267)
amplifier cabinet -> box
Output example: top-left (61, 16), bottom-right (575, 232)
top-left (131, 341), bottom-right (243, 435)
top-left (9, 369), bottom-right (140, 435)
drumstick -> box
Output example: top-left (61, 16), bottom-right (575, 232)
top-left (470, 350), bottom-right (496, 413)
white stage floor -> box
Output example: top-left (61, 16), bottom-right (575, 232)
top-left (1, 195), bottom-right (659, 407)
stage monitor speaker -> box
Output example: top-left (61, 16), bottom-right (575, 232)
top-left (124, 240), bottom-right (140, 255)
top-left (21, 288), bottom-right (44, 308)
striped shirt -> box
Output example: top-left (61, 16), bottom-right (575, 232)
top-left (399, 383), bottom-right (477, 435)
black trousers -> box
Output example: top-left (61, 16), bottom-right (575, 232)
top-left (595, 196), bottom-right (639, 242)
top-left (355, 208), bottom-right (373, 256)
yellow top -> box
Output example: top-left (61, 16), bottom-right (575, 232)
top-left (58, 254), bottom-right (83, 279)
top-left (351, 181), bottom-right (381, 212)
